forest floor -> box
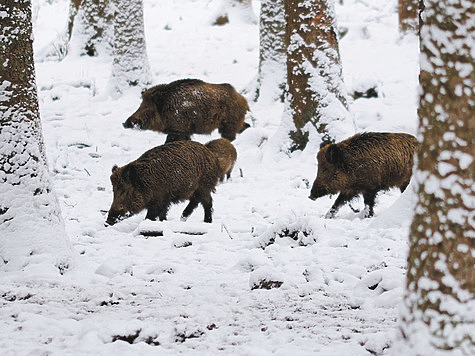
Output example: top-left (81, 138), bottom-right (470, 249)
top-left (1, 0), bottom-right (419, 354)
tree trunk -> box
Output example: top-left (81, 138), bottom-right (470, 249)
top-left (284, 0), bottom-right (351, 151)
top-left (252, 0), bottom-right (286, 103)
top-left (398, 0), bottom-right (474, 353)
top-left (398, 0), bottom-right (419, 33)
top-left (110, 0), bottom-right (152, 93)
top-left (0, 0), bottom-right (71, 272)
top-left (76, 0), bottom-right (113, 56)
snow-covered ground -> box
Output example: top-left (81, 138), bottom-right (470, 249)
top-left (1, 0), bottom-right (419, 354)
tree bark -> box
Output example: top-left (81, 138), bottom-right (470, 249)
top-left (110, 0), bottom-right (152, 93)
top-left (0, 0), bottom-right (71, 272)
top-left (398, 0), bottom-right (475, 352)
top-left (398, 0), bottom-right (419, 33)
top-left (284, 0), bottom-right (351, 151)
top-left (77, 0), bottom-right (113, 56)
top-left (252, 0), bottom-right (286, 103)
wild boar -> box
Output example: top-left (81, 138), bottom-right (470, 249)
top-left (123, 79), bottom-right (250, 143)
top-left (205, 138), bottom-right (237, 181)
top-left (309, 132), bottom-right (417, 218)
top-left (106, 141), bottom-right (221, 226)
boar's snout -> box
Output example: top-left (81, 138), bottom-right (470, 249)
top-left (123, 116), bottom-right (136, 129)
top-left (105, 210), bottom-right (127, 226)
top-left (309, 182), bottom-right (328, 201)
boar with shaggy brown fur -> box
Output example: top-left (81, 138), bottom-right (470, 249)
top-left (106, 141), bottom-right (221, 226)
top-left (123, 79), bottom-right (250, 143)
top-left (309, 132), bottom-right (417, 218)
top-left (205, 138), bottom-right (237, 181)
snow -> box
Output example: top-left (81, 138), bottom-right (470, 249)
top-left (1, 0), bottom-right (421, 354)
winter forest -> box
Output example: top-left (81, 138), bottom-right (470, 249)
top-left (0, 0), bottom-right (473, 354)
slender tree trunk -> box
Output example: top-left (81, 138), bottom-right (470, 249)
top-left (253, 0), bottom-right (286, 103)
top-left (398, 0), bottom-right (419, 33)
top-left (284, 0), bottom-right (351, 151)
top-left (0, 0), bottom-right (71, 272)
top-left (398, 0), bottom-right (474, 353)
top-left (110, 0), bottom-right (152, 93)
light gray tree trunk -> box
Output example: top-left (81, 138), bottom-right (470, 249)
top-left (397, 0), bottom-right (474, 353)
top-left (283, 0), bottom-right (351, 152)
top-left (110, 0), bottom-right (152, 93)
top-left (252, 0), bottom-right (286, 103)
top-left (0, 0), bottom-right (72, 272)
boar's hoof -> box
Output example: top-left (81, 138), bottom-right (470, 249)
top-left (324, 210), bottom-right (336, 219)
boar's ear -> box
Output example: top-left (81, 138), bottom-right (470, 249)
top-left (325, 144), bottom-right (344, 165)
top-left (112, 165), bottom-right (118, 173)
top-left (121, 165), bottom-right (142, 187)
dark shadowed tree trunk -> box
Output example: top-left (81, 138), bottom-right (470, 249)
top-left (283, 0), bottom-right (351, 151)
top-left (0, 0), bottom-right (71, 272)
top-left (398, 0), bottom-right (419, 33)
top-left (252, 0), bottom-right (286, 103)
top-left (110, 0), bottom-right (152, 93)
top-left (398, 0), bottom-right (474, 353)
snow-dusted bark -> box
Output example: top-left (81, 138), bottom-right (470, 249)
top-left (397, 0), bottom-right (475, 353)
top-left (283, 0), bottom-right (352, 151)
top-left (0, 0), bottom-right (72, 273)
top-left (251, 0), bottom-right (286, 103)
top-left (74, 0), bottom-right (113, 56)
top-left (110, 0), bottom-right (151, 93)
top-left (398, 0), bottom-right (419, 33)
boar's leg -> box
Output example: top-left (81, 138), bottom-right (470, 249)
top-left (219, 124), bottom-right (237, 142)
top-left (362, 191), bottom-right (378, 218)
top-left (181, 195), bottom-right (200, 222)
top-left (165, 132), bottom-right (191, 143)
top-left (201, 194), bottom-right (213, 223)
top-left (325, 193), bottom-right (357, 219)
top-left (399, 180), bottom-right (410, 193)
top-left (146, 201), bottom-right (170, 221)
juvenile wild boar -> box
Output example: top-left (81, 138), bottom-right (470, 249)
top-left (205, 138), bottom-right (237, 181)
top-left (106, 141), bottom-right (221, 226)
top-left (123, 79), bottom-right (250, 143)
top-left (309, 132), bottom-right (417, 218)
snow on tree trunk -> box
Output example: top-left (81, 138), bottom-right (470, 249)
top-left (397, 0), bottom-right (474, 353)
top-left (283, 0), bottom-right (352, 152)
top-left (0, 0), bottom-right (72, 273)
top-left (398, 0), bottom-right (419, 33)
top-left (74, 0), bottom-right (113, 56)
top-left (110, 0), bottom-right (152, 94)
top-left (252, 0), bottom-right (286, 103)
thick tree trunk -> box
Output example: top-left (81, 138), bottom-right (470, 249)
top-left (110, 0), bottom-right (152, 93)
top-left (284, 0), bottom-right (351, 151)
top-left (398, 0), bottom-right (474, 353)
top-left (0, 0), bottom-right (71, 272)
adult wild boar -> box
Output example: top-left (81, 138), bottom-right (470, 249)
top-left (106, 141), bottom-right (221, 226)
top-left (205, 138), bottom-right (237, 181)
top-left (123, 79), bottom-right (250, 143)
top-left (309, 132), bottom-right (417, 218)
